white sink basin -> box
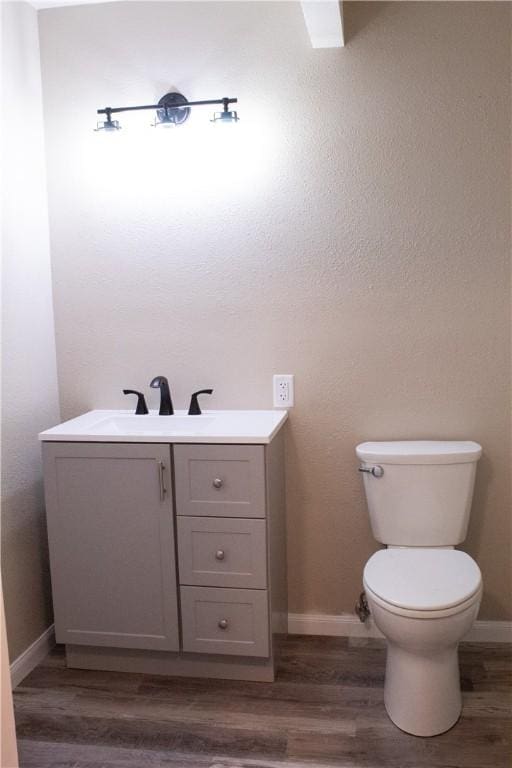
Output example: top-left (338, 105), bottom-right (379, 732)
top-left (95, 414), bottom-right (215, 436)
top-left (39, 409), bottom-right (288, 444)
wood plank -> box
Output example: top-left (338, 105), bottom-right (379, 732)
top-left (16, 739), bottom-right (347, 768)
top-left (15, 712), bottom-right (288, 759)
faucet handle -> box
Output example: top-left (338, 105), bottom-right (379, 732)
top-left (188, 389), bottom-right (213, 416)
top-left (123, 389), bottom-right (149, 415)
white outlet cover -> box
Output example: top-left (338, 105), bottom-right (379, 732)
top-left (273, 374), bottom-right (294, 408)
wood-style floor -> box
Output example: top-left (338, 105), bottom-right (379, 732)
top-left (13, 636), bottom-right (512, 768)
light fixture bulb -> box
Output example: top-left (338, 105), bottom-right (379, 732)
top-left (94, 118), bottom-right (121, 132)
top-left (151, 116), bottom-right (178, 129)
top-left (211, 110), bottom-right (239, 124)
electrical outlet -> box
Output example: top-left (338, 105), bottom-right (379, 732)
top-left (273, 374), bottom-right (294, 408)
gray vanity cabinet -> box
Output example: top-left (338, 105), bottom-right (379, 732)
top-left (42, 443), bottom-right (179, 651)
top-left (42, 431), bottom-right (287, 682)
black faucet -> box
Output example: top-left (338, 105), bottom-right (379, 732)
top-left (123, 389), bottom-right (148, 415)
top-left (150, 376), bottom-right (174, 415)
top-left (188, 389), bottom-right (213, 415)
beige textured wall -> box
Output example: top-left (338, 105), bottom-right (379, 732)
top-left (39, 2), bottom-right (511, 621)
top-left (1, 2), bottom-right (61, 660)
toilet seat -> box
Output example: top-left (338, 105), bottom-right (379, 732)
top-left (363, 548), bottom-right (482, 618)
top-left (364, 582), bottom-right (482, 620)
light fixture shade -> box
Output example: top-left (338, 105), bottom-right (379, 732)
top-left (211, 110), bottom-right (239, 124)
top-left (151, 116), bottom-right (178, 129)
top-left (95, 119), bottom-right (121, 132)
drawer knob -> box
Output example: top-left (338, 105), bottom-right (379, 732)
top-left (218, 618), bottom-right (229, 630)
top-left (215, 549), bottom-right (225, 561)
top-left (212, 478), bottom-right (223, 489)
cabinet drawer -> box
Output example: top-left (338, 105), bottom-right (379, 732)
top-left (181, 586), bottom-right (269, 657)
top-left (174, 445), bottom-right (266, 518)
top-left (178, 516), bottom-right (267, 589)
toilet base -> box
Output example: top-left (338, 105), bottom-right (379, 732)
top-left (384, 641), bottom-right (461, 737)
top-left (364, 575), bottom-right (481, 737)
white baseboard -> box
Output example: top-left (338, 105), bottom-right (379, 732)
top-left (463, 620), bottom-right (512, 643)
top-left (10, 624), bottom-right (55, 689)
top-left (288, 613), bottom-right (512, 643)
top-left (288, 612), bottom-right (384, 638)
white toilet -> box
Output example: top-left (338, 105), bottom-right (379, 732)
top-left (356, 440), bottom-right (483, 737)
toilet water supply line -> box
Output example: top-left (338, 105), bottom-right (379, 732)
top-left (355, 462), bottom-right (381, 622)
top-left (355, 591), bottom-right (370, 622)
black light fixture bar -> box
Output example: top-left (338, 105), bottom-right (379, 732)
top-left (95, 92), bottom-right (239, 131)
top-left (98, 97), bottom-right (237, 117)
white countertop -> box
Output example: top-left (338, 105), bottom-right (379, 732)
top-left (38, 409), bottom-right (288, 444)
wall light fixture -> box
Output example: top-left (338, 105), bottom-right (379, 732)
top-left (95, 91), bottom-right (238, 131)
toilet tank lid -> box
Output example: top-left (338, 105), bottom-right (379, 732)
top-left (356, 440), bottom-right (482, 465)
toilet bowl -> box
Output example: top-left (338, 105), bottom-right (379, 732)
top-left (356, 440), bottom-right (483, 737)
top-left (363, 548), bottom-right (482, 736)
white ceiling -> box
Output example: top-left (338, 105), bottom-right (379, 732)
top-left (29, 0), bottom-right (344, 48)
top-left (30, 0), bottom-right (115, 7)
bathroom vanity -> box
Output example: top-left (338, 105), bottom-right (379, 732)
top-left (39, 410), bottom-right (287, 682)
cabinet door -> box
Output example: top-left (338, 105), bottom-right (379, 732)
top-left (43, 442), bottom-right (179, 651)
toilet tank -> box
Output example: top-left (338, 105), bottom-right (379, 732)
top-left (356, 441), bottom-right (482, 546)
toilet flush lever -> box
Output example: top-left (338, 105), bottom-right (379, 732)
top-left (358, 465), bottom-right (384, 478)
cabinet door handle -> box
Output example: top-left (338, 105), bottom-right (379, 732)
top-left (212, 478), bottom-right (223, 489)
top-left (215, 549), bottom-right (225, 561)
top-left (218, 619), bottom-right (229, 630)
top-left (158, 461), bottom-right (167, 501)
